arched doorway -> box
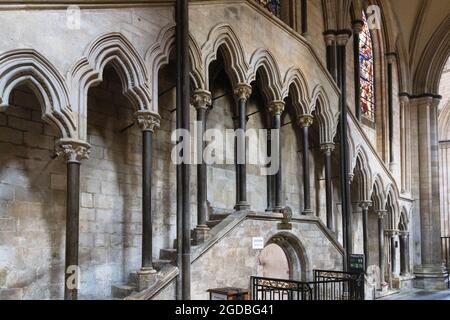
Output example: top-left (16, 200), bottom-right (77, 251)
top-left (258, 243), bottom-right (290, 280)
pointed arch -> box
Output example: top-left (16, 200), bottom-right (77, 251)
top-left (202, 23), bottom-right (248, 89)
top-left (399, 207), bottom-right (410, 231)
top-left (0, 49), bottom-right (75, 138)
top-left (145, 24), bottom-right (204, 112)
top-left (385, 183), bottom-right (400, 229)
top-left (370, 174), bottom-right (386, 212)
top-left (351, 145), bottom-right (373, 201)
top-left (282, 67), bottom-right (310, 115)
top-left (310, 85), bottom-right (339, 144)
top-left (247, 48), bottom-right (283, 102)
top-left (69, 32), bottom-right (152, 140)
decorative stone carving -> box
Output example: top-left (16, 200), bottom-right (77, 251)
top-left (320, 143), bottom-right (335, 155)
top-left (299, 115), bottom-right (314, 128)
top-left (359, 201), bottom-right (372, 210)
top-left (278, 206), bottom-right (293, 230)
top-left (191, 90), bottom-right (212, 111)
top-left (135, 111), bottom-right (161, 132)
top-left (324, 33), bottom-right (336, 46)
top-left (234, 83), bottom-right (252, 101)
top-left (56, 139), bottom-right (91, 162)
top-left (336, 33), bottom-right (350, 46)
top-left (377, 210), bottom-right (388, 220)
top-left (268, 101), bottom-right (285, 116)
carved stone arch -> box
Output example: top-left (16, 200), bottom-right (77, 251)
top-left (351, 145), bottom-right (373, 201)
top-left (399, 206), bottom-right (410, 231)
top-left (247, 49), bottom-right (283, 102)
top-left (439, 101), bottom-right (450, 141)
top-left (0, 49), bottom-right (75, 138)
top-left (370, 174), bottom-right (386, 211)
top-left (145, 24), bottom-right (204, 112)
top-left (202, 23), bottom-right (248, 90)
top-left (69, 32), bottom-right (152, 140)
top-left (413, 17), bottom-right (450, 95)
top-left (282, 67), bottom-right (310, 115)
top-left (310, 85), bottom-right (339, 144)
top-left (385, 184), bottom-right (400, 229)
top-left (266, 232), bottom-right (311, 281)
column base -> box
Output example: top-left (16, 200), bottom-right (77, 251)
top-left (414, 264), bottom-right (449, 290)
top-left (193, 225), bottom-right (210, 245)
top-left (137, 267), bottom-right (158, 292)
top-left (302, 209), bottom-right (314, 216)
top-left (234, 202), bottom-right (250, 211)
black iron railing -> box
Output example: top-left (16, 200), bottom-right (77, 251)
top-left (251, 270), bottom-right (365, 301)
top-left (254, 0), bottom-right (281, 18)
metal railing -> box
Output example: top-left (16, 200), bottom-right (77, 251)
top-left (251, 270), bottom-right (365, 301)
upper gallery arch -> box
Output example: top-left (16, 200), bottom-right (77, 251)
top-left (0, 49), bottom-right (75, 139)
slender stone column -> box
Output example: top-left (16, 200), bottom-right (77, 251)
top-left (301, 0), bottom-right (308, 35)
top-left (377, 210), bottom-right (388, 287)
top-left (266, 127), bottom-right (274, 212)
top-left (192, 90), bottom-right (212, 244)
top-left (234, 84), bottom-right (252, 211)
top-left (359, 201), bottom-right (372, 271)
top-left (324, 32), bottom-right (337, 81)
top-left (321, 143), bottom-right (335, 229)
top-left (387, 54), bottom-right (395, 167)
top-left (56, 139), bottom-right (90, 300)
top-left (400, 232), bottom-right (410, 276)
top-left (299, 115), bottom-right (314, 215)
top-left (269, 101), bottom-right (285, 212)
top-left (413, 96), bottom-right (448, 290)
top-left (135, 111), bottom-right (160, 279)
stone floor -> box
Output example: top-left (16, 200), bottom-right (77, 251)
top-left (380, 289), bottom-right (450, 300)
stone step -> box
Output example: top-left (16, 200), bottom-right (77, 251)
top-left (111, 284), bottom-right (136, 299)
top-left (172, 238), bottom-right (195, 249)
top-left (209, 213), bottom-right (230, 221)
top-left (206, 220), bottom-right (222, 228)
top-left (159, 248), bottom-right (177, 261)
top-left (153, 259), bottom-right (174, 270)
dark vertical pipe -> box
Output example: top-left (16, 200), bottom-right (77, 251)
top-left (64, 159), bottom-right (80, 300)
top-left (387, 59), bottom-right (394, 164)
top-left (301, 121), bottom-right (312, 214)
top-left (176, 0), bottom-right (191, 300)
top-left (301, 0), bottom-right (308, 35)
top-left (353, 22), bottom-right (362, 120)
top-left (336, 32), bottom-right (352, 270)
top-left (323, 144), bottom-right (334, 229)
top-left (142, 130), bottom-right (154, 270)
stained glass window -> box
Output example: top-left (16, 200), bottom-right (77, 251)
top-left (359, 11), bottom-right (375, 121)
top-left (255, 0), bottom-right (281, 18)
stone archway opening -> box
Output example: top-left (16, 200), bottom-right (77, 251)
top-left (258, 243), bottom-right (290, 280)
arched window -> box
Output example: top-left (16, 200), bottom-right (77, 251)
top-left (359, 11), bottom-right (375, 121)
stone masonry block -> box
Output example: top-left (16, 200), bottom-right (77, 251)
top-left (81, 193), bottom-right (94, 208)
top-left (50, 174), bottom-right (66, 191)
top-left (8, 117), bottom-right (43, 134)
top-left (0, 127), bottom-right (23, 145)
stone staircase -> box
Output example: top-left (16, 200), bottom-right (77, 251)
top-left (111, 209), bottom-right (232, 299)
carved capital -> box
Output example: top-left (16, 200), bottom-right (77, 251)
top-left (352, 21), bottom-right (364, 34)
top-left (385, 229), bottom-right (400, 237)
top-left (399, 231), bottom-right (409, 239)
top-left (298, 115), bottom-right (314, 128)
top-left (359, 201), bottom-right (372, 210)
top-left (191, 90), bottom-right (212, 111)
top-left (234, 83), bottom-right (252, 101)
top-left (56, 139), bottom-right (91, 163)
top-left (320, 143), bottom-right (335, 155)
top-left (377, 210), bottom-right (388, 219)
top-left (268, 101), bottom-right (285, 116)
top-left (324, 33), bottom-right (336, 46)
top-left (336, 34), bottom-right (350, 46)
top-left (135, 111), bottom-right (161, 132)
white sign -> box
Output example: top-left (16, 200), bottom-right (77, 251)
top-left (252, 237), bottom-right (264, 250)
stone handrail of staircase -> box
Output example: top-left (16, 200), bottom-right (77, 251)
top-left (123, 210), bottom-right (344, 300)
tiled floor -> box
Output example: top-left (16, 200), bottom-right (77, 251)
top-left (380, 289), bottom-right (450, 300)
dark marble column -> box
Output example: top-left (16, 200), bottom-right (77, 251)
top-left (192, 90), bottom-right (212, 244)
top-left (135, 111), bottom-right (160, 281)
top-left (234, 84), bottom-right (252, 211)
top-left (299, 115), bottom-right (314, 215)
top-left (378, 210), bottom-right (388, 286)
top-left (269, 101), bottom-right (285, 213)
top-left (56, 139), bottom-right (91, 300)
top-left (400, 232), bottom-right (410, 276)
top-left (321, 143), bottom-right (335, 229)
top-left (359, 201), bottom-right (372, 271)
top-left (324, 32), bottom-right (337, 82)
